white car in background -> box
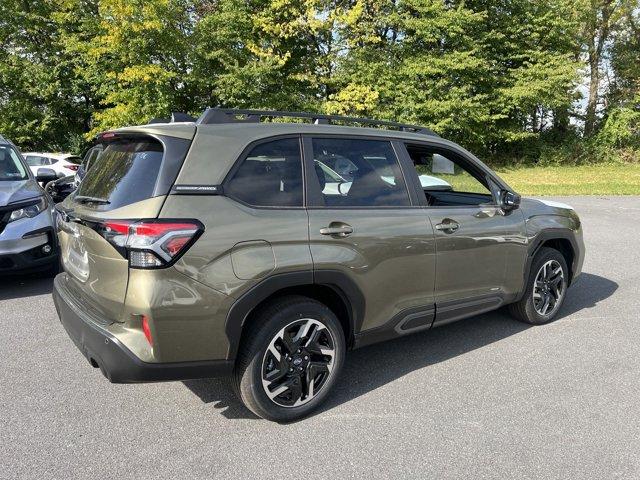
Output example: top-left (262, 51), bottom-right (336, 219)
top-left (23, 152), bottom-right (82, 178)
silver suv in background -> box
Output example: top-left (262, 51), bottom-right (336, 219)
top-left (0, 135), bottom-right (59, 274)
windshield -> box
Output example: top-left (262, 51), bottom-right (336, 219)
top-left (75, 137), bottom-right (163, 210)
top-left (0, 145), bottom-right (29, 181)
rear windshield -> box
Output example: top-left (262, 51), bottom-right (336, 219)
top-left (76, 137), bottom-right (163, 209)
top-left (0, 145), bottom-right (29, 181)
top-left (66, 156), bottom-right (82, 164)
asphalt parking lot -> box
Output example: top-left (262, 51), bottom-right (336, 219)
top-left (1, 196), bottom-right (639, 479)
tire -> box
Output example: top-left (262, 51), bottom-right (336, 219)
top-left (509, 247), bottom-right (569, 325)
top-left (233, 295), bottom-right (345, 422)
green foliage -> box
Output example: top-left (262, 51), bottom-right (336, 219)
top-left (597, 105), bottom-right (640, 149)
top-left (0, 0), bottom-right (638, 164)
top-left (0, 0), bottom-right (90, 150)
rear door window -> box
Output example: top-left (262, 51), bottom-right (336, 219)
top-left (310, 138), bottom-right (410, 207)
top-left (225, 138), bottom-right (303, 207)
top-left (75, 137), bottom-right (164, 210)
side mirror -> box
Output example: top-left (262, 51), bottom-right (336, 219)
top-left (501, 190), bottom-right (521, 211)
top-left (36, 167), bottom-right (58, 184)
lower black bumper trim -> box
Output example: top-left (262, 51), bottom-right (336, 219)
top-left (53, 274), bottom-right (232, 383)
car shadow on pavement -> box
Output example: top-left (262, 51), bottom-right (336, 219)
top-left (0, 274), bottom-right (54, 301)
top-left (183, 378), bottom-right (261, 420)
top-left (186, 272), bottom-right (617, 421)
top-left (555, 272), bottom-right (618, 317)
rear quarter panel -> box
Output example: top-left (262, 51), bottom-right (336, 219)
top-left (159, 195), bottom-right (312, 298)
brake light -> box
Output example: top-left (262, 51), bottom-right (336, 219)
top-left (95, 219), bottom-right (203, 268)
top-left (66, 165), bottom-right (79, 171)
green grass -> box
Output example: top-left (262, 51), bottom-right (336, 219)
top-left (494, 163), bottom-right (640, 196)
top-left (418, 163), bottom-right (640, 195)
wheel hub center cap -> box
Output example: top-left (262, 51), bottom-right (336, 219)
top-left (293, 357), bottom-right (303, 367)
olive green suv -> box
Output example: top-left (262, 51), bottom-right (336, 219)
top-left (53, 109), bottom-right (584, 421)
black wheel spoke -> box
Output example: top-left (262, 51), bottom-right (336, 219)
top-left (308, 360), bottom-right (330, 377)
top-left (280, 330), bottom-right (299, 355)
top-left (305, 326), bottom-right (324, 354)
top-left (282, 376), bottom-right (303, 405)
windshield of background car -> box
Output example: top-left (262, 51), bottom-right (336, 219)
top-left (0, 145), bottom-right (29, 181)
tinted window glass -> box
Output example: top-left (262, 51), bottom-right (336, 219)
top-left (0, 145), bottom-right (28, 181)
top-left (408, 147), bottom-right (491, 192)
top-left (82, 147), bottom-right (101, 171)
top-left (76, 137), bottom-right (163, 209)
top-left (405, 145), bottom-right (493, 207)
top-left (226, 138), bottom-right (303, 207)
top-left (311, 138), bottom-right (409, 207)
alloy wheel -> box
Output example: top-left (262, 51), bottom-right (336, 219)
top-left (261, 318), bottom-right (336, 408)
top-left (532, 259), bottom-right (565, 316)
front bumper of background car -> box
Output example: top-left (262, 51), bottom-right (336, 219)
top-left (0, 201), bottom-right (58, 273)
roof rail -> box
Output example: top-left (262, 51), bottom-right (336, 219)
top-left (196, 108), bottom-right (436, 135)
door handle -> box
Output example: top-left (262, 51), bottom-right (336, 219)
top-left (435, 219), bottom-right (459, 233)
top-left (320, 223), bottom-right (354, 237)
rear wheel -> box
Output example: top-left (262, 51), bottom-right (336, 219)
top-left (509, 247), bottom-right (568, 325)
top-left (233, 295), bottom-right (345, 422)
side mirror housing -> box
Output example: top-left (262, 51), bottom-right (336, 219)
top-left (36, 167), bottom-right (58, 184)
top-left (501, 190), bottom-right (521, 211)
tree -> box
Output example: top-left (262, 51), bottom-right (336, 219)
top-left (69, 0), bottom-right (199, 135)
top-left (580, 0), bottom-right (620, 136)
top-left (0, 0), bottom-right (88, 150)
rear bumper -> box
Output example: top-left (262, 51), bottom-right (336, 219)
top-left (53, 273), bottom-right (232, 383)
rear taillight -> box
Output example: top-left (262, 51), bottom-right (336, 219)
top-left (65, 165), bottom-right (79, 171)
top-left (141, 315), bottom-right (153, 346)
top-left (96, 219), bottom-right (203, 268)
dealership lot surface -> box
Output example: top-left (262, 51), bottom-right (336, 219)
top-left (1, 196), bottom-right (639, 479)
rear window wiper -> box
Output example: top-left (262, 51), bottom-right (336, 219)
top-left (74, 195), bottom-right (111, 205)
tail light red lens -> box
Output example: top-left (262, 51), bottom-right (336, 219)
top-left (96, 219), bottom-right (203, 269)
top-left (66, 165), bottom-right (79, 171)
top-left (141, 315), bottom-right (153, 346)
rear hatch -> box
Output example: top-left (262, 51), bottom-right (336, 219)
top-left (57, 129), bottom-right (194, 324)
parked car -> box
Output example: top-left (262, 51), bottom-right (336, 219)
top-left (44, 175), bottom-right (77, 203)
top-left (23, 152), bottom-right (81, 178)
top-left (0, 135), bottom-right (59, 274)
top-left (53, 109), bottom-right (585, 422)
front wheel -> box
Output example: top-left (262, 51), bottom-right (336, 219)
top-left (509, 247), bottom-right (569, 325)
top-left (233, 296), bottom-right (345, 422)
